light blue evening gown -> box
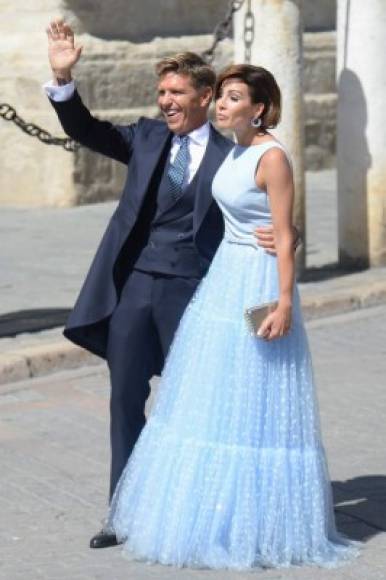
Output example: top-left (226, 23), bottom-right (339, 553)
top-left (107, 142), bottom-right (360, 570)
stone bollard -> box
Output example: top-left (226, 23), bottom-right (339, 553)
top-left (337, 0), bottom-right (386, 268)
top-left (233, 0), bottom-right (306, 275)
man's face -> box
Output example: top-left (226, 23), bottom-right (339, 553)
top-left (157, 72), bottom-right (212, 135)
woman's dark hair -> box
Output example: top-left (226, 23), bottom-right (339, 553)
top-left (215, 64), bottom-right (281, 129)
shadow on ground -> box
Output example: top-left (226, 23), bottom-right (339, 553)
top-left (0, 308), bottom-right (70, 338)
top-left (333, 475), bottom-right (386, 540)
top-left (301, 263), bottom-right (369, 283)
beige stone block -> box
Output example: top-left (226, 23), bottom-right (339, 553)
top-left (62, 0), bottom-right (227, 42)
top-left (0, 340), bottom-right (99, 386)
top-left (0, 117), bottom-right (76, 206)
top-left (304, 32), bottom-right (336, 94)
top-left (303, 0), bottom-right (336, 31)
top-left (0, 353), bottom-right (30, 385)
top-left (25, 341), bottom-right (99, 377)
top-left (304, 55), bottom-right (336, 95)
top-left (304, 93), bottom-right (337, 120)
top-left (304, 94), bottom-right (337, 169)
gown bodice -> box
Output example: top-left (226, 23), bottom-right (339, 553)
top-left (212, 141), bottom-right (288, 247)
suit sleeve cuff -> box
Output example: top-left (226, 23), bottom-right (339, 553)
top-left (43, 80), bottom-right (76, 102)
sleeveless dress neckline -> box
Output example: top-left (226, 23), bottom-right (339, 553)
top-left (234, 139), bottom-right (281, 148)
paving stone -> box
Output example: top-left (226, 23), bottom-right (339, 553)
top-left (0, 170), bottom-right (336, 318)
top-left (1, 305), bottom-right (386, 579)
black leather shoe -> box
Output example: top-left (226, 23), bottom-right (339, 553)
top-left (89, 528), bottom-right (120, 549)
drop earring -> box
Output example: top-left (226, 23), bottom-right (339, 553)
top-left (251, 117), bottom-right (262, 128)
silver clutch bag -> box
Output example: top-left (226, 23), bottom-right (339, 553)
top-left (244, 301), bottom-right (278, 337)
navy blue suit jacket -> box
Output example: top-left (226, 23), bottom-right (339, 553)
top-left (50, 91), bottom-right (233, 358)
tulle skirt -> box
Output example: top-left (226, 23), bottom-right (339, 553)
top-left (107, 239), bottom-right (360, 570)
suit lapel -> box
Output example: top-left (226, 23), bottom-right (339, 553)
top-left (193, 124), bottom-right (231, 234)
top-left (127, 123), bottom-right (172, 216)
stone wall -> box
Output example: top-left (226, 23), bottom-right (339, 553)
top-left (304, 31), bottom-right (337, 170)
top-left (69, 30), bottom-right (339, 205)
top-left (62, 0), bottom-right (335, 40)
top-left (62, 0), bottom-right (227, 41)
top-left (0, 1), bottom-right (77, 206)
top-left (70, 35), bottom-right (234, 205)
top-left (304, 0), bottom-right (336, 31)
top-left (0, 0), bottom-right (337, 206)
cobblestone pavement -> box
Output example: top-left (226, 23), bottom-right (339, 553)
top-left (0, 170), bottom-right (335, 317)
top-left (1, 305), bottom-right (386, 580)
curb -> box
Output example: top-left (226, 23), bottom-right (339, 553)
top-left (301, 276), bottom-right (386, 320)
top-left (1, 269), bottom-right (386, 386)
top-left (0, 340), bottom-right (100, 386)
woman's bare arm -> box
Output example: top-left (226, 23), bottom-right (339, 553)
top-left (256, 147), bottom-right (294, 340)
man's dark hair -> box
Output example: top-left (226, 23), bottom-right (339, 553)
top-left (155, 52), bottom-right (216, 90)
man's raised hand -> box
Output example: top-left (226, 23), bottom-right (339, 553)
top-left (46, 19), bottom-right (82, 83)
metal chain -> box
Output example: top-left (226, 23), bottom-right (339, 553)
top-left (243, 0), bottom-right (255, 64)
top-left (0, 103), bottom-right (80, 152)
top-left (202, 0), bottom-right (246, 63)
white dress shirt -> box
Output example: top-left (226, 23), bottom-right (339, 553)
top-left (169, 123), bottom-right (210, 187)
top-left (43, 80), bottom-right (210, 186)
top-left (43, 79), bottom-right (77, 103)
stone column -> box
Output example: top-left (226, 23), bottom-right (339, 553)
top-left (234, 0), bottom-right (306, 274)
top-left (337, 0), bottom-right (386, 267)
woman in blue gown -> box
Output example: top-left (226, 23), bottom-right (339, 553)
top-left (107, 64), bottom-right (360, 570)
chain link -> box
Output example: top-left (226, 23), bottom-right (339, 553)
top-left (244, 0), bottom-right (255, 64)
top-left (0, 103), bottom-right (80, 152)
top-left (202, 0), bottom-right (246, 63)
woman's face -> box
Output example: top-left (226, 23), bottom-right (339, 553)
top-left (215, 78), bottom-right (263, 132)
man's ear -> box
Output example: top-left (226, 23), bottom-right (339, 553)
top-left (200, 86), bottom-right (213, 107)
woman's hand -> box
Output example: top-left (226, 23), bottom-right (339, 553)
top-left (257, 303), bottom-right (292, 341)
top-left (46, 19), bottom-right (83, 83)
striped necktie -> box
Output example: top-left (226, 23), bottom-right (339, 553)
top-left (168, 135), bottom-right (189, 201)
